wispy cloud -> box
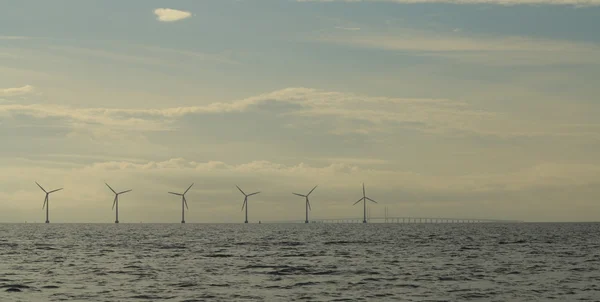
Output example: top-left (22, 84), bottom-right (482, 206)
top-left (0, 85), bottom-right (35, 97)
top-left (335, 26), bottom-right (361, 31)
top-left (310, 29), bottom-right (600, 66)
top-left (154, 8), bottom-right (192, 22)
top-left (0, 88), bottom-right (483, 133)
top-left (297, 0), bottom-right (600, 6)
top-left (142, 46), bottom-right (240, 65)
top-left (316, 30), bottom-right (600, 52)
top-left (0, 36), bottom-right (30, 40)
top-left (0, 43), bottom-right (237, 71)
top-left (8, 157), bottom-right (600, 197)
top-left (2, 87), bottom-right (597, 139)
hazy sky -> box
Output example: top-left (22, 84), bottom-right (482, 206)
top-left (1, 0), bottom-right (599, 223)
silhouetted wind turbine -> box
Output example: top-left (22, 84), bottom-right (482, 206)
top-left (105, 183), bottom-right (131, 224)
top-left (36, 182), bottom-right (62, 224)
top-left (293, 185), bottom-right (317, 224)
top-left (353, 183), bottom-right (377, 223)
top-left (237, 185), bottom-right (259, 223)
top-left (169, 183), bottom-right (193, 224)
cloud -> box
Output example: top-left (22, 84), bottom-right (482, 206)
top-left (153, 8), bottom-right (192, 22)
top-left (64, 159), bottom-right (598, 192)
top-left (321, 33), bottom-right (598, 52)
top-left (0, 36), bottom-right (30, 40)
top-left (335, 26), bottom-right (361, 31)
top-left (1, 87), bottom-right (598, 139)
top-left (0, 85), bottom-right (35, 97)
top-left (9, 43), bottom-right (238, 68)
top-left (0, 87), bottom-right (491, 135)
top-left (310, 29), bottom-right (600, 66)
top-left (142, 46), bottom-right (240, 65)
top-left (6, 157), bottom-right (599, 195)
top-left (297, 0), bottom-right (600, 6)
top-left (2, 155), bottom-right (599, 222)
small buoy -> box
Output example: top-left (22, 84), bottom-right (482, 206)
top-left (259, 221), bottom-right (261, 224)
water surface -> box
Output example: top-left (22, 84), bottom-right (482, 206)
top-left (1, 223), bottom-right (599, 301)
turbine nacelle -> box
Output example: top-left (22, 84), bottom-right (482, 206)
top-left (168, 183), bottom-right (193, 210)
top-left (292, 185), bottom-right (317, 211)
top-left (36, 182), bottom-right (62, 224)
top-left (353, 183), bottom-right (378, 223)
top-left (36, 182), bottom-right (62, 209)
top-left (293, 185), bottom-right (317, 223)
top-left (237, 185), bottom-right (259, 211)
top-left (105, 182), bottom-right (132, 211)
top-left (353, 183), bottom-right (377, 205)
top-left (237, 185), bottom-right (259, 223)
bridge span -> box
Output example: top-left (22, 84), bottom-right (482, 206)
top-left (266, 217), bottom-right (523, 224)
top-left (316, 217), bottom-right (523, 223)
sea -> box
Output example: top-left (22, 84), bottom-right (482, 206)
top-left (1, 223), bottom-right (599, 301)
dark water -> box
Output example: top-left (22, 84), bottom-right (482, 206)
top-left (1, 223), bottom-right (599, 301)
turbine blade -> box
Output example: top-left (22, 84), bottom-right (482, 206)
top-left (42, 196), bottom-right (47, 209)
top-left (118, 189), bottom-right (132, 195)
top-left (236, 185), bottom-right (246, 196)
top-left (35, 182), bottom-right (47, 193)
top-left (307, 185), bottom-right (318, 196)
top-left (366, 197), bottom-right (377, 204)
top-left (168, 192), bottom-right (183, 196)
top-left (105, 183), bottom-right (116, 194)
top-left (184, 196), bottom-right (189, 210)
top-left (184, 183), bottom-right (194, 194)
top-left (247, 192), bottom-right (260, 196)
top-left (241, 198), bottom-right (246, 211)
top-left (292, 193), bottom-right (306, 197)
top-left (353, 197), bottom-right (363, 205)
top-left (48, 188), bottom-right (63, 194)
top-left (307, 199), bottom-right (311, 211)
top-left (112, 196), bottom-right (116, 210)
top-left (363, 183), bottom-right (366, 196)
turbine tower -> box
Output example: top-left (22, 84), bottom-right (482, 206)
top-left (292, 185), bottom-right (317, 224)
top-left (36, 182), bottom-right (62, 224)
top-left (168, 183), bottom-right (193, 224)
top-left (236, 185), bottom-right (259, 224)
top-left (105, 183), bottom-right (131, 224)
top-left (353, 183), bottom-right (377, 223)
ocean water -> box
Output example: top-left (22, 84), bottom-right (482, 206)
top-left (1, 223), bottom-right (599, 301)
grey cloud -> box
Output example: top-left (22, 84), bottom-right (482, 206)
top-left (297, 0), bottom-right (600, 6)
top-left (309, 29), bottom-right (600, 66)
top-left (1, 87), bottom-right (595, 139)
top-left (0, 85), bottom-right (35, 97)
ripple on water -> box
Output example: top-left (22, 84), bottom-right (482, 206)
top-left (0, 223), bottom-right (599, 301)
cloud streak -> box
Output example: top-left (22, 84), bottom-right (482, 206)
top-left (335, 26), bottom-right (361, 31)
top-left (297, 0), bottom-right (600, 6)
top-left (1, 87), bottom-right (597, 139)
top-left (80, 159), bottom-right (600, 192)
top-left (0, 85), bottom-right (35, 97)
top-left (154, 8), bottom-right (192, 22)
top-left (310, 30), bottom-right (600, 66)
top-left (0, 88), bottom-right (492, 135)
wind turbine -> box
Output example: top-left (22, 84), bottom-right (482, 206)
top-left (353, 183), bottom-right (377, 223)
top-left (105, 183), bottom-right (131, 224)
top-left (168, 183), bottom-right (193, 223)
top-left (36, 182), bottom-right (62, 224)
top-left (292, 185), bottom-right (317, 224)
top-left (236, 185), bottom-right (259, 224)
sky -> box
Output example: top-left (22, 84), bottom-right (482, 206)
top-left (1, 0), bottom-right (599, 223)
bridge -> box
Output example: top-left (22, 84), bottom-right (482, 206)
top-left (265, 217), bottom-right (523, 224)
top-left (316, 216), bottom-right (522, 223)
